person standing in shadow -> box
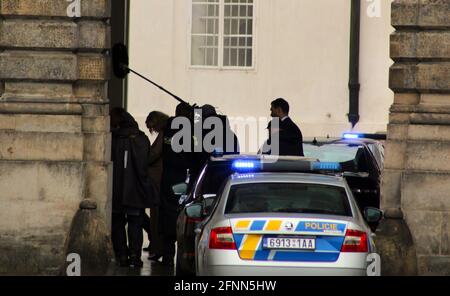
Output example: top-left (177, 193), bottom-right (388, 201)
top-left (110, 108), bottom-right (157, 268)
top-left (159, 103), bottom-right (194, 266)
top-left (144, 111), bottom-right (170, 262)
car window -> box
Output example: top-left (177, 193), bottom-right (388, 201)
top-left (195, 163), bottom-right (234, 199)
top-left (304, 144), bottom-right (369, 173)
top-left (304, 144), bottom-right (361, 162)
top-left (225, 183), bottom-right (352, 216)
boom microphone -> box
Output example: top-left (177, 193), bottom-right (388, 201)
top-left (112, 43), bottom-right (188, 105)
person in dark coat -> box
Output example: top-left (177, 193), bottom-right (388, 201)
top-left (263, 98), bottom-right (304, 156)
top-left (144, 111), bottom-right (169, 261)
top-left (159, 102), bottom-right (194, 266)
top-left (190, 105), bottom-right (240, 183)
top-left (110, 108), bottom-right (157, 268)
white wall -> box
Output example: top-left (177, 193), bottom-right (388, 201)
top-left (127, 0), bottom-right (394, 149)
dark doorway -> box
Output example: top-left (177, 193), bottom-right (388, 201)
top-left (109, 0), bottom-right (130, 109)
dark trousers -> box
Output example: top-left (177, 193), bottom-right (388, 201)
top-left (111, 209), bottom-right (144, 259)
top-left (159, 206), bottom-right (178, 262)
top-left (162, 234), bottom-right (176, 262)
top-left (149, 206), bottom-right (164, 255)
top-left (142, 210), bottom-right (151, 241)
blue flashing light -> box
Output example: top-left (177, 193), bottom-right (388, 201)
top-left (235, 174), bottom-right (256, 179)
top-left (232, 160), bottom-right (260, 171)
top-left (343, 133), bottom-right (360, 139)
top-left (311, 162), bottom-right (341, 171)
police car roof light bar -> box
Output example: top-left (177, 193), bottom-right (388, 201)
top-left (343, 133), bottom-right (387, 140)
top-left (232, 159), bottom-right (341, 174)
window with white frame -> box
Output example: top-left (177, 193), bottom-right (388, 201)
top-left (191, 0), bottom-right (254, 68)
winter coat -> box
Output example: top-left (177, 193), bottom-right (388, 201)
top-left (265, 117), bottom-right (304, 156)
top-left (112, 121), bottom-right (157, 212)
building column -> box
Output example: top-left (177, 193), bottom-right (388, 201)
top-left (0, 0), bottom-right (112, 275)
top-left (380, 0), bottom-right (450, 275)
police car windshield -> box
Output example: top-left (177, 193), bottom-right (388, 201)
top-left (225, 183), bottom-right (352, 216)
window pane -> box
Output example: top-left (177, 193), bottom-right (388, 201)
top-left (240, 5), bottom-right (247, 17)
top-left (246, 49), bottom-right (252, 67)
top-left (223, 48), bottom-right (230, 66)
top-left (230, 48), bottom-right (237, 66)
top-left (238, 49), bottom-right (245, 66)
top-left (232, 6), bottom-right (239, 17)
top-left (247, 19), bottom-right (253, 34)
top-left (239, 19), bottom-right (247, 35)
top-left (231, 19), bottom-right (238, 34)
top-left (224, 19), bottom-right (230, 35)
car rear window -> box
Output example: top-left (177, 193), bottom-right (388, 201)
top-left (225, 183), bottom-right (352, 216)
top-left (304, 144), bottom-right (369, 172)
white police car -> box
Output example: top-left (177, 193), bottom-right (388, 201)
top-left (184, 159), bottom-right (382, 276)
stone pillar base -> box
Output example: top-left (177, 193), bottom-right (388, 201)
top-left (375, 208), bottom-right (418, 276)
top-left (62, 199), bottom-right (113, 276)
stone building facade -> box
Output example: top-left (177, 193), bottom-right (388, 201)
top-left (381, 0), bottom-right (450, 275)
top-left (0, 0), bottom-right (112, 275)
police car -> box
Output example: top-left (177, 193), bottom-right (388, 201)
top-left (184, 159), bottom-right (382, 276)
top-left (174, 155), bottom-right (318, 276)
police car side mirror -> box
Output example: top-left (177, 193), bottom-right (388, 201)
top-left (172, 183), bottom-right (188, 196)
top-left (364, 207), bottom-right (383, 223)
top-left (186, 204), bottom-right (203, 219)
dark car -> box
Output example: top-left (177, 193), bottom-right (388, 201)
top-left (174, 158), bottom-right (236, 276)
top-left (304, 133), bottom-right (385, 211)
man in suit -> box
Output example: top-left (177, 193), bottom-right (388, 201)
top-left (265, 98), bottom-right (304, 156)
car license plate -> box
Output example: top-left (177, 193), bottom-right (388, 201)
top-left (263, 237), bottom-right (316, 250)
